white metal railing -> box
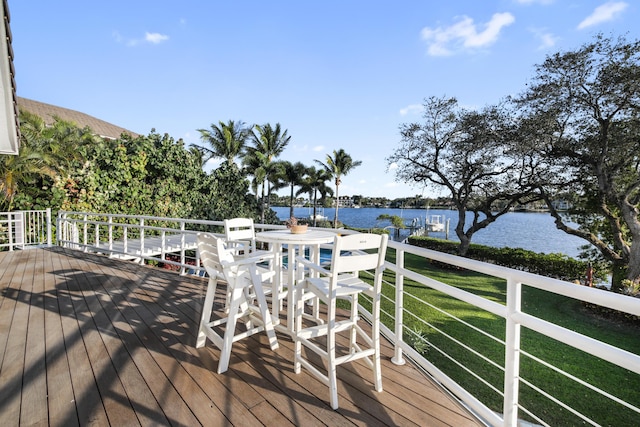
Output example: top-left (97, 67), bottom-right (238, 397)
top-left (0, 209), bottom-right (52, 250)
top-left (380, 242), bottom-right (640, 427)
top-left (54, 211), bottom-right (640, 427)
top-left (56, 211), bottom-right (291, 275)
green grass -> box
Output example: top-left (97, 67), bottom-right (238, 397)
top-left (373, 249), bottom-right (640, 427)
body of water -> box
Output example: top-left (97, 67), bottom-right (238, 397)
top-left (272, 206), bottom-right (585, 258)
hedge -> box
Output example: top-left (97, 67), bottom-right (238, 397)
top-left (407, 236), bottom-right (595, 282)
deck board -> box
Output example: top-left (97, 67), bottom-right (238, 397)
top-left (0, 247), bottom-right (484, 426)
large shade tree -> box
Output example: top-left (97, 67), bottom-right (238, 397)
top-left (316, 149), bottom-right (361, 228)
top-left (388, 96), bottom-right (543, 256)
top-left (515, 34), bottom-right (640, 289)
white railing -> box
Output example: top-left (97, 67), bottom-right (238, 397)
top-left (380, 241), bottom-right (640, 427)
top-left (0, 209), bottom-right (52, 250)
top-left (54, 211), bottom-right (640, 427)
top-left (56, 211), bottom-right (288, 275)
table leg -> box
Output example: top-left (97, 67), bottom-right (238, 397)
top-left (286, 243), bottom-right (297, 333)
top-left (271, 242), bottom-right (283, 327)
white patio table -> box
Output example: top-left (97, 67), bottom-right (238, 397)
top-left (255, 229), bottom-right (336, 334)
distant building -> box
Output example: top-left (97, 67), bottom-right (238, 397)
top-left (551, 200), bottom-right (572, 211)
top-left (335, 196), bottom-right (354, 208)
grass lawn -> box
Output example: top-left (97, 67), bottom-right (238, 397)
top-left (378, 250), bottom-right (640, 426)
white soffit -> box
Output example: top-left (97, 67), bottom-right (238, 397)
top-left (0, 0), bottom-right (19, 155)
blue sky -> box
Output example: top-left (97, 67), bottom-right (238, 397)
top-left (9, 1), bottom-right (639, 199)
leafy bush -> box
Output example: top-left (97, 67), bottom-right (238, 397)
top-left (408, 236), bottom-right (601, 282)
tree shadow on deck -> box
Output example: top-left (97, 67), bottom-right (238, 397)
top-left (0, 247), bottom-right (452, 426)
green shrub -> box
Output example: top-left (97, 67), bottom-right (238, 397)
top-left (408, 236), bottom-right (601, 282)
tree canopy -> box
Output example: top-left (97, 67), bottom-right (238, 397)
top-left (388, 97), bottom-right (542, 255)
top-left (389, 34), bottom-right (640, 287)
top-left (515, 34), bottom-right (640, 288)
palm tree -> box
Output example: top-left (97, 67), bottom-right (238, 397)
top-left (0, 144), bottom-right (53, 210)
top-left (0, 111), bottom-right (94, 210)
top-left (297, 166), bottom-right (333, 227)
top-left (278, 161), bottom-right (307, 219)
top-left (265, 161), bottom-right (286, 212)
top-left (315, 149), bottom-right (362, 228)
top-left (245, 123), bottom-right (291, 222)
top-left (195, 120), bottom-right (250, 167)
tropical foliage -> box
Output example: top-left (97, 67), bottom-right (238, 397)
top-left (195, 119), bottom-right (250, 167)
top-left (296, 166), bottom-right (334, 227)
top-left (1, 111), bottom-right (349, 230)
top-left (244, 123), bottom-right (291, 223)
top-left (316, 148), bottom-right (362, 228)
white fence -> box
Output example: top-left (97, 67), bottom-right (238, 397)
top-left (56, 211), bottom-right (287, 275)
top-left (0, 209), bottom-right (52, 251)
top-left (55, 211), bottom-right (640, 427)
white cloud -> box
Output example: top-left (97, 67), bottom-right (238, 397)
top-left (421, 12), bottom-right (515, 56)
top-left (399, 104), bottom-right (424, 116)
top-left (514, 0), bottom-right (554, 4)
top-left (387, 163), bottom-right (398, 171)
top-left (530, 28), bottom-right (558, 50)
top-left (113, 31), bottom-right (170, 46)
top-left (145, 32), bottom-right (169, 44)
top-left (312, 145), bottom-right (325, 153)
top-left (577, 1), bottom-right (628, 29)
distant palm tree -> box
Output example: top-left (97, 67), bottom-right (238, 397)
top-left (266, 161), bottom-right (286, 212)
top-left (195, 120), bottom-right (250, 167)
top-left (243, 150), bottom-right (267, 199)
top-left (245, 123), bottom-right (291, 222)
top-left (297, 166), bottom-right (333, 227)
top-left (278, 161), bottom-right (307, 219)
top-left (316, 149), bottom-right (361, 228)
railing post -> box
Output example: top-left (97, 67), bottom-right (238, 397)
top-left (503, 277), bottom-right (522, 427)
top-left (46, 208), bottom-right (52, 246)
top-left (56, 211), bottom-right (61, 246)
top-left (180, 221), bottom-right (186, 275)
top-left (108, 216), bottom-right (113, 256)
top-left (139, 218), bottom-right (145, 265)
top-left (392, 248), bottom-right (406, 366)
top-left (8, 212), bottom-right (13, 251)
top-left (123, 224), bottom-right (128, 254)
top-left (59, 211), bottom-right (68, 248)
top-left (83, 214), bottom-right (88, 252)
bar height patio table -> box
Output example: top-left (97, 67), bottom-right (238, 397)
top-left (255, 229), bottom-right (336, 334)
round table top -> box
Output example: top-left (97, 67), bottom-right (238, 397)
top-left (255, 229), bottom-right (336, 245)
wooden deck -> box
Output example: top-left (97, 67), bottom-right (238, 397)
top-left (0, 247), bottom-right (484, 426)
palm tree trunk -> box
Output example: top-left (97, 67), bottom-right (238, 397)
top-left (289, 185), bottom-right (295, 219)
top-left (333, 184), bottom-right (340, 228)
top-left (260, 181), bottom-right (266, 224)
top-left (312, 190), bottom-right (318, 227)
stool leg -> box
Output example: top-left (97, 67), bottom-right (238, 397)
top-left (217, 285), bottom-right (245, 374)
top-left (197, 277), bottom-right (218, 348)
top-left (250, 268), bottom-right (279, 351)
